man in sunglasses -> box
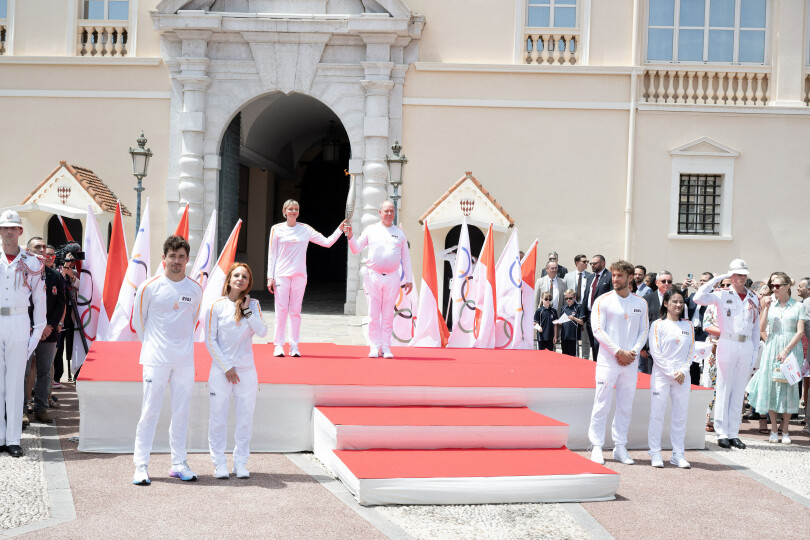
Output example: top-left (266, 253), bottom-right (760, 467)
top-left (639, 270), bottom-right (674, 374)
top-left (693, 259), bottom-right (760, 450)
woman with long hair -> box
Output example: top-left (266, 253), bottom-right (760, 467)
top-left (747, 272), bottom-right (807, 444)
top-left (205, 263), bottom-right (267, 479)
top-left (647, 288), bottom-right (694, 469)
top-left (266, 199), bottom-right (345, 357)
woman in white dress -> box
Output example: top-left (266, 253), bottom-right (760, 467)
top-left (266, 199), bottom-right (345, 357)
top-left (205, 263), bottom-right (267, 479)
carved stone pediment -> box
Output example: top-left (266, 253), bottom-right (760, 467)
top-left (419, 172), bottom-right (515, 232)
top-left (156, 0), bottom-right (412, 17)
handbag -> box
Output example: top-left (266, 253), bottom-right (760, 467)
top-left (772, 363), bottom-right (788, 383)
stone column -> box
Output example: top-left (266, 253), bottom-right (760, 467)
top-left (174, 30), bottom-right (211, 253)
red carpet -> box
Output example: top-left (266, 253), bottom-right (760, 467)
top-left (333, 448), bottom-right (618, 479)
top-left (79, 341), bottom-right (657, 389)
top-left (318, 406), bottom-right (567, 426)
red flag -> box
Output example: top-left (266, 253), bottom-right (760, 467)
top-left (196, 220), bottom-right (242, 340)
top-left (175, 203), bottom-right (190, 240)
top-left (472, 224), bottom-right (497, 347)
top-left (411, 223), bottom-right (450, 347)
top-left (57, 215), bottom-right (75, 242)
top-left (102, 201), bottom-right (128, 320)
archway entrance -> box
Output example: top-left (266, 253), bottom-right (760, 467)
top-left (442, 224), bottom-right (486, 328)
top-left (218, 93), bottom-right (350, 313)
top-left (47, 215), bottom-right (82, 247)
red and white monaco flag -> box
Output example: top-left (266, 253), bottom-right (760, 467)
top-left (494, 228), bottom-right (521, 349)
top-left (72, 206), bottom-right (108, 370)
top-left (508, 238), bottom-right (538, 349)
top-left (411, 223), bottom-right (450, 347)
top-left (195, 219), bottom-right (242, 341)
top-left (106, 198), bottom-right (151, 342)
top-left (472, 224), bottom-right (497, 349)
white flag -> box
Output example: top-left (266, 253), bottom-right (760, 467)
top-left (393, 264), bottom-right (419, 346)
top-left (494, 228), bottom-right (521, 349)
top-left (72, 206), bottom-right (108, 370)
top-left (106, 198), bottom-right (151, 341)
top-left (190, 209), bottom-right (217, 290)
top-left (447, 219), bottom-right (476, 348)
top-left (508, 239), bottom-right (538, 350)
top-left (195, 219), bottom-right (242, 341)
top-left (471, 224), bottom-right (497, 349)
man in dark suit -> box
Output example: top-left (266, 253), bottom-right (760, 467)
top-left (639, 270), bottom-right (673, 374)
top-left (582, 254), bottom-right (612, 360)
top-left (685, 272), bottom-right (713, 384)
top-left (540, 251), bottom-right (568, 279)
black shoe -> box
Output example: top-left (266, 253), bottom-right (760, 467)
top-left (0, 445), bottom-right (7, 453)
top-left (729, 438), bottom-right (746, 449)
top-left (744, 412), bottom-right (761, 421)
top-left (7, 445), bottom-right (23, 458)
top-left (717, 438), bottom-right (731, 448)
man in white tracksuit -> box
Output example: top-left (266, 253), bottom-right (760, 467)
top-left (0, 210), bottom-right (46, 458)
top-left (692, 259), bottom-right (759, 449)
top-left (346, 200), bottom-right (413, 359)
top-left (588, 260), bottom-right (649, 465)
top-left (131, 235), bottom-right (202, 485)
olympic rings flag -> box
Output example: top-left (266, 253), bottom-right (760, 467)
top-left (195, 219), bottom-right (242, 341)
top-left (189, 209), bottom-right (217, 291)
top-left (392, 262), bottom-right (418, 345)
top-left (508, 238), bottom-right (538, 349)
top-left (447, 219), bottom-right (476, 348)
top-left (72, 205), bottom-right (108, 371)
top-left (411, 223), bottom-right (450, 347)
top-left (154, 202), bottom-right (190, 276)
top-left (494, 228), bottom-right (521, 349)
top-left (106, 198), bottom-right (151, 342)
top-left (472, 224), bottom-right (497, 349)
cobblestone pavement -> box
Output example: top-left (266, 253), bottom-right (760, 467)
top-left (0, 425), bottom-right (48, 532)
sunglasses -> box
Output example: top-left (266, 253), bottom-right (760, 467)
top-left (565, 297), bottom-right (575, 300)
top-left (770, 283), bottom-right (783, 290)
top-left (719, 283), bottom-right (731, 288)
top-left (660, 279), bottom-right (673, 284)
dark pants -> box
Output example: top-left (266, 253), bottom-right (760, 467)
top-left (561, 340), bottom-right (577, 357)
top-left (26, 342), bottom-right (56, 412)
top-left (638, 353), bottom-right (653, 374)
top-left (54, 329), bottom-right (73, 382)
top-left (538, 339), bottom-right (555, 351)
top-left (690, 362), bottom-right (701, 386)
top-left (586, 321), bottom-right (599, 360)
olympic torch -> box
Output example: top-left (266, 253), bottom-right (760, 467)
top-left (344, 169), bottom-right (356, 222)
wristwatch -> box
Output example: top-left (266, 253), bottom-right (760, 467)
top-left (241, 308), bottom-right (253, 319)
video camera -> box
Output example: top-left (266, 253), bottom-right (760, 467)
top-left (54, 242), bottom-right (85, 267)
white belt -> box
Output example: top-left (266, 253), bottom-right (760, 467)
top-left (720, 332), bottom-right (748, 343)
top-left (0, 307), bottom-right (28, 316)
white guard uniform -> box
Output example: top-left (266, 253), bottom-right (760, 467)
top-left (647, 319), bottom-right (694, 455)
top-left (692, 275), bottom-right (759, 440)
top-left (349, 223), bottom-right (413, 351)
top-left (205, 297), bottom-right (267, 467)
top-left (588, 291), bottom-right (649, 447)
top-left (267, 223), bottom-right (341, 347)
top-left (132, 274), bottom-right (202, 466)
top-left (0, 249), bottom-right (45, 447)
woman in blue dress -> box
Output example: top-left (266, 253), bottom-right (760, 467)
top-left (747, 272), bottom-right (807, 445)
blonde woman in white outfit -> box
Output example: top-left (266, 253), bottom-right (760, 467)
top-left (206, 263), bottom-right (267, 479)
top-left (647, 289), bottom-right (695, 469)
top-left (266, 200), bottom-right (345, 357)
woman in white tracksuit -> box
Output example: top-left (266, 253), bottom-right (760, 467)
top-left (647, 288), bottom-right (694, 469)
top-left (205, 262), bottom-right (267, 479)
top-left (266, 199), bottom-right (345, 358)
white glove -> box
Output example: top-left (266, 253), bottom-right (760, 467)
top-left (27, 336), bottom-right (39, 357)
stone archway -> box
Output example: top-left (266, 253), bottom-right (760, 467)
top-left (152, 0), bottom-right (423, 313)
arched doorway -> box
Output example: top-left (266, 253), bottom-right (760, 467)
top-left (442, 224), bottom-right (486, 328)
top-left (217, 93), bottom-right (350, 312)
top-left (47, 215), bottom-right (82, 247)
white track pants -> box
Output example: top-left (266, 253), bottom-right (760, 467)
top-left (133, 364), bottom-right (195, 466)
top-left (647, 366), bottom-right (691, 454)
top-left (274, 275), bottom-right (307, 346)
top-left (364, 270), bottom-right (401, 349)
top-left (208, 366), bottom-right (258, 466)
top-left (714, 338), bottom-right (754, 439)
top-left (588, 361), bottom-right (639, 447)
top-left (0, 314), bottom-right (29, 446)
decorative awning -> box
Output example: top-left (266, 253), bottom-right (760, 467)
top-left (418, 172), bottom-right (514, 232)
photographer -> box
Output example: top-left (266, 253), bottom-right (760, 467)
top-left (53, 243), bottom-right (82, 384)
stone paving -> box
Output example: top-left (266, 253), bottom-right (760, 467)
top-left (0, 426), bottom-right (48, 532)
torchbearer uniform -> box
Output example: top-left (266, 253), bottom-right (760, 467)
top-left (0, 211), bottom-right (46, 450)
top-left (647, 319), bottom-right (694, 457)
top-left (205, 297), bottom-right (267, 470)
top-left (132, 274), bottom-right (202, 468)
top-left (588, 291), bottom-right (649, 448)
top-left (266, 223), bottom-right (342, 351)
top-left (349, 223), bottom-right (413, 355)
top-left (692, 261), bottom-right (759, 444)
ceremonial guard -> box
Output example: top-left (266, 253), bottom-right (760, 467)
top-left (0, 210), bottom-right (46, 457)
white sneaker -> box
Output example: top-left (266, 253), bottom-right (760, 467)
top-left (650, 452), bottom-right (664, 468)
top-left (613, 445), bottom-right (634, 465)
top-left (169, 461), bottom-right (197, 481)
top-left (273, 345), bottom-right (285, 357)
top-left (782, 433), bottom-right (792, 445)
top-left (214, 462), bottom-right (229, 479)
top-left (768, 431), bottom-right (779, 443)
top-left (381, 347), bottom-right (394, 359)
top-left (368, 347), bottom-right (380, 358)
top-left (290, 345), bottom-right (301, 357)
top-left (132, 464), bottom-right (151, 486)
top-left (670, 454), bottom-right (691, 469)
top-left (233, 462), bottom-right (250, 479)
top-left (590, 446), bottom-right (605, 465)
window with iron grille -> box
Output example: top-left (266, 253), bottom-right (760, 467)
top-left (678, 173), bottom-right (721, 235)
